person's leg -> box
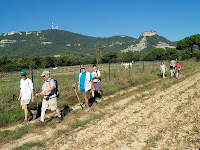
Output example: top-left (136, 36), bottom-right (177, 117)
top-left (22, 105), bottom-right (28, 121)
top-left (40, 109), bottom-right (46, 122)
top-left (84, 96), bottom-right (89, 105)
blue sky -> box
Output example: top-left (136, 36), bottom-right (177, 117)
top-left (0, 0), bottom-right (199, 41)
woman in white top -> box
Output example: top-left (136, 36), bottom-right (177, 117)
top-left (160, 62), bottom-right (167, 78)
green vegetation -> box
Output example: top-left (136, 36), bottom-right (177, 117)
top-left (15, 141), bottom-right (46, 150)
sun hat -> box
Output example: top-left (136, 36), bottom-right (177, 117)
top-left (20, 71), bottom-right (27, 76)
top-left (41, 70), bottom-right (50, 76)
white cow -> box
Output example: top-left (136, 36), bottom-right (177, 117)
top-left (121, 63), bottom-right (132, 69)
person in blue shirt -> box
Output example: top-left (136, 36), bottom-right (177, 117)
top-left (73, 65), bottom-right (95, 112)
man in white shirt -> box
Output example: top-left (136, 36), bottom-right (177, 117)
top-left (91, 64), bottom-right (103, 98)
top-left (18, 71), bottom-right (35, 125)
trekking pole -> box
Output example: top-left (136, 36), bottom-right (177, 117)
top-left (73, 87), bottom-right (83, 109)
top-left (36, 94), bottom-right (39, 119)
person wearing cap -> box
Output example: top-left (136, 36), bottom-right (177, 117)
top-left (18, 71), bottom-right (35, 125)
top-left (72, 65), bottom-right (95, 112)
top-left (91, 64), bottom-right (103, 98)
top-left (34, 71), bottom-right (62, 126)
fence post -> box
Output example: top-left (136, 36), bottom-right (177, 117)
top-left (143, 60), bottom-right (144, 72)
top-left (109, 61), bottom-right (111, 81)
top-left (153, 60), bottom-right (154, 69)
top-left (129, 61), bottom-right (130, 75)
top-left (31, 64), bottom-right (33, 83)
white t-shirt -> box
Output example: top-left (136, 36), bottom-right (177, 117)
top-left (20, 78), bottom-right (34, 100)
top-left (91, 70), bottom-right (101, 83)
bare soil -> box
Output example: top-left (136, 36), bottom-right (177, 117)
top-left (1, 72), bottom-right (200, 150)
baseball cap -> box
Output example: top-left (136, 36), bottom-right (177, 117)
top-left (80, 65), bottom-right (86, 69)
top-left (41, 70), bottom-right (50, 76)
top-left (20, 71), bottom-right (26, 76)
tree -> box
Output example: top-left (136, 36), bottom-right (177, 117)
top-left (94, 42), bottom-right (105, 64)
top-left (177, 34), bottom-right (200, 58)
top-left (145, 48), bottom-right (167, 60)
top-left (166, 48), bottom-right (179, 60)
top-left (101, 51), bottom-right (118, 63)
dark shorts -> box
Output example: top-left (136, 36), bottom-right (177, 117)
top-left (80, 90), bottom-right (90, 98)
top-left (176, 69), bottom-right (181, 74)
top-left (94, 82), bottom-right (101, 91)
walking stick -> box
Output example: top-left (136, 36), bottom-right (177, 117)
top-left (73, 87), bottom-right (84, 109)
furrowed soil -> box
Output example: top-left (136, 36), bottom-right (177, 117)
top-left (1, 71), bottom-right (200, 149)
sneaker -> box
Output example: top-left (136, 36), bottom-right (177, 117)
top-left (22, 120), bottom-right (29, 125)
top-left (56, 116), bottom-right (62, 123)
top-left (33, 121), bottom-right (45, 127)
top-left (84, 107), bottom-right (90, 112)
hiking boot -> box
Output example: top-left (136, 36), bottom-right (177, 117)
top-left (22, 120), bottom-right (29, 125)
top-left (33, 121), bottom-right (45, 127)
top-left (56, 116), bottom-right (62, 123)
top-left (84, 107), bottom-right (90, 112)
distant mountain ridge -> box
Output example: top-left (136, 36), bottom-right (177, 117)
top-left (0, 29), bottom-right (176, 57)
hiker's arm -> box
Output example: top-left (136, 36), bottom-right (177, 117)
top-left (31, 89), bottom-right (34, 103)
top-left (18, 89), bottom-right (22, 101)
top-left (72, 81), bottom-right (79, 87)
top-left (38, 86), bottom-right (54, 96)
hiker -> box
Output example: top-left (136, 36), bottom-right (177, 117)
top-left (169, 60), bottom-right (175, 78)
top-left (72, 65), bottom-right (95, 112)
top-left (34, 71), bottom-right (62, 126)
top-left (160, 62), bottom-right (167, 78)
top-left (18, 71), bottom-right (36, 125)
top-left (91, 64), bottom-right (103, 99)
top-left (175, 61), bottom-right (182, 78)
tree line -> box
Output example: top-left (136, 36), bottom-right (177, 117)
top-left (1, 34), bottom-right (200, 72)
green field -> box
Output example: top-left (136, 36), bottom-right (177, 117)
top-left (0, 60), bottom-right (197, 127)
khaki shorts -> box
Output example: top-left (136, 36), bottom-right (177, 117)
top-left (21, 99), bottom-right (30, 106)
top-left (42, 95), bottom-right (58, 111)
top-left (80, 90), bottom-right (90, 98)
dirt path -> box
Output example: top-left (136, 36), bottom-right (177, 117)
top-left (48, 73), bottom-right (200, 149)
top-left (1, 72), bottom-right (200, 149)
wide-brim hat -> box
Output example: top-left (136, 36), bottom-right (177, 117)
top-left (41, 70), bottom-right (50, 76)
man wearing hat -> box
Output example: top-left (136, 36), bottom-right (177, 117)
top-left (18, 71), bottom-right (35, 125)
top-left (34, 71), bottom-right (62, 126)
top-left (73, 65), bottom-right (95, 112)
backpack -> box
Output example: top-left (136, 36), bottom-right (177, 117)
top-left (49, 79), bottom-right (59, 98)
top-left (92, 70), bottom-right (101, 82)
top-left (54, 79), bottom-right (59, 98)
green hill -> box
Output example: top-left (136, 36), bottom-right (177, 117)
top-left (0, 30), bottom-right (176, 57)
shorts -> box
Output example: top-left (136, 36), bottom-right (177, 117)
top-left (176, 69), bottom-right (181, 74)
top-left (80, 90), bottom-right (90, 98)
top-left (21, 99), bottom-right (30, 106)
top-left (170, 69), bottom-right (175, 73)
top-left (42, 94), bottom-right (58, 111)
top-left (94, 82), bottom-right (101, 91)
top-left (161, 70), bottom-right (165, 74)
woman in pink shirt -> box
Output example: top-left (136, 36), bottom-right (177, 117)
top-left (175, 61), bottom-right (181, 78)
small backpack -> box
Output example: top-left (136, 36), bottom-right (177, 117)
top-left (48, 79), bottom-right (59, 98)
top-left (54, 79), bottom-right (59, 98)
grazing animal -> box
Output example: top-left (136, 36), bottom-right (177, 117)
top-left (121, 63), bottom-right (132, 69)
